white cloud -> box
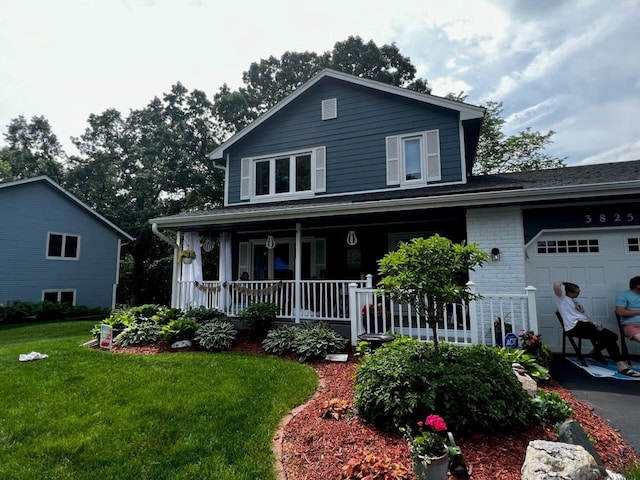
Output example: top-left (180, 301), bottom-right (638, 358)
top-left (577, 140), bottom-right (640, 166)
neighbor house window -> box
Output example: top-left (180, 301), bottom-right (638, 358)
top-left (47, 233), bottom-right (80, 259)
top-left (43, 290), bottom-right (76, 305)
top-left (386, 130), bottom-right (441, 186)
top-left (241, 147), bottom-right (325, 201)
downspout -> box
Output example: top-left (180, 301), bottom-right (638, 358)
top-left (152, 223), bottom-right (180, 308)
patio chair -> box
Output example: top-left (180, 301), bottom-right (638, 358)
top-left (555, 311), bottom-right (593, 367)
top-left (615, 313), bottom-right (633, 365)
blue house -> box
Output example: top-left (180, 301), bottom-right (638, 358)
top-left (0, 176), bottom-right (134, 309)
top-left (150, 69), bottom-right (640, 353)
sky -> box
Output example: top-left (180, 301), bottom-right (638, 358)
top-left (1, 0), bottom-right (638, 167)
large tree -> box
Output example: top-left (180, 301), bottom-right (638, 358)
top-left (473, 101), bottom-right (565, 175)
top-left (0, 115), bottom-right (65, 183)
top-left (214, 36), bottom-right (430, 135)
top-left (65, 83), bottom-right (224, 305)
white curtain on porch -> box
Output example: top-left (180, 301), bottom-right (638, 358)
top-left (218, 232), bottom-right (232, 310)
top-left (181, 232), bottom-right (204, 307)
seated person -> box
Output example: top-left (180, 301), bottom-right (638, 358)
top-left (554, 280), bottom-right (639, 377)
top-left (615, 275), bottom-right (640, 342)
top-left (239, 272), bottom-right (250, 281)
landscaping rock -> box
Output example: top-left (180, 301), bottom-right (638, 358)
top-left (558, 420), bottom-right (607, 478)
top-left (171, 340), bottom-right (192, 349)
top-left (521, 440), bottom-right (604, 480)
top-left (512, 362), bottom-right (537, 397)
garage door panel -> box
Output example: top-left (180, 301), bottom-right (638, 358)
top-left (526, 229), bottom-right (640, 354)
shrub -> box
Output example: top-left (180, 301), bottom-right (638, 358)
top-left (292, 322), bottom-right (347, 362)
top-left (194, 321), bottom-right (237, 351)
top-left (530, 390), bottom-right (574, 427)
top-left (262, 325), bottom-right (298, 355)
top-left (354, 336), bottom-right (532, 435)
top-left (239, 302), bottom-right (278, 339)
top-left (114, 321), bottom-right (162, 347)
top-left (494, 347), bottom-right (550, 381)
top-left (1, 301), bottom-right (110, 324)
top-left (183, 306), bottom-right (229, 323)
top-left (160, 318), bottom-right (197, 343)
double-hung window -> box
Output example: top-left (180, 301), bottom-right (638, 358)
top-left (386, 130), bottom-right (441, 186)
top-left (47, 232), bottom-right (80, 260)
top-left (241, 147), bottom-right (325, 201)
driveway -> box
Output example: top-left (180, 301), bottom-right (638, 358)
top-left (550, 356), bottom-right (640, 454)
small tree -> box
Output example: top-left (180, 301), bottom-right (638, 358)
top-left (377, 235), bottom-right (488, 351)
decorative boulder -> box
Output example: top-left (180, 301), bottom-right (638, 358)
top-left (521, 440), bottom-right (604, 480)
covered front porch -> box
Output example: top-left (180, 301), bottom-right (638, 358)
top-left (176, 274), bottom-right (539, 348)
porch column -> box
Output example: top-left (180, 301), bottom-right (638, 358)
top-left (294, 222), bottom-right (302, 323)
top-left (218, 232), bottom-right (232, 311)
top-left (526, 286), bottom-right (538, 333)
top-left (174, 231), bottom-right (183, 308)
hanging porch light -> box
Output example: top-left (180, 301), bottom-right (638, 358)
top-left (266, 234), bottom-right (276, 249)
top-left (346, 230), bottom-right (358, 246)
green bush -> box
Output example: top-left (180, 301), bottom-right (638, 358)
top-left (0, 301), bottom-right (110, 324)
top-left (183, 306), bottom-right (229, 323)
top-left (239, 302), bottom-right (278, 339)
top-left (262, 325), bottom-right (298, 355)
top-left (194, 321), bottom-right (237, 351)
top-left (262, 323), bottom-right (347, 362)
top-left (160, 318), bottom-right (197, 343)
top-left (292, 322), bottom-right (347, 362)
top-left (494, 347), bottom-right (550, 381)
top-left (354, 336), bottom-right (532, 435)
top-left (530, 390), bottom-right (574, 427)
top-left (114, 321), bottom-right (162, 347)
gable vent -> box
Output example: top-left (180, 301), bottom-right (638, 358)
top-left (322, 98), bottom-right (337, 120)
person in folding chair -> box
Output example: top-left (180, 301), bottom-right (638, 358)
top-left (615, 276), bottom-right (640, 342)
top-left (554, 280), bottom-right (640, 377)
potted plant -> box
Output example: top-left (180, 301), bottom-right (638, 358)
top-left (405, 415), bottom-right (450, 480)
top-left (238, 302), bottom-right (278, 340)
top-left (178, 249), bottom-right (196, 264)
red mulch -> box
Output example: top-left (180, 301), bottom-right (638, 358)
top-left (112, 337), bottom-right (639, 480)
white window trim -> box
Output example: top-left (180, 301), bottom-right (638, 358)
top-left (386, 129), bottom-right (441, 187)
top-left (46, 232), bottom-right (81, 260)
top-left (241, 146), bottom-right (326, 203)
top-left (42, 289), bottom-right (77, 305)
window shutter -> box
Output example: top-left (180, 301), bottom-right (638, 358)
top-left (322, 98), bottom-right (337, 120)
top-left (238, 242), bottom-right (250, 279)
top-left (314, 146), bottom-right (326, 193)
top-left (386, 136), bottom-right (400, 185)
top-left (425, 130), bottom-right (441, 182)
top-left (240, 158), bottom-right (251, 200)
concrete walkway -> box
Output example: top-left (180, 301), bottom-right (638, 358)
top-left (550, 355), bottom-right (640, 454)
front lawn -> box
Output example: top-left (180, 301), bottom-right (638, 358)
top-left (0, 321), bottom-right (318, 480)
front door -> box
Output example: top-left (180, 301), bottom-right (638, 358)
top-left (241, 238), bottom-right (323, 280)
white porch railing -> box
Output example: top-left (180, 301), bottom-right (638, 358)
top-left (348, 282), bottom-right (538, 347)
top-left (176, 279), bottom-right (367, 321)
top-left (176, 279), bottom-right (538, 348)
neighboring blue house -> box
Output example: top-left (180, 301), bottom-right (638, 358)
top-left (150, 69), bottom-right (640, 353)
top-left (0, 176), bottom-right (134, 309)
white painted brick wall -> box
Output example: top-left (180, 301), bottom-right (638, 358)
top-left (466, 206), bottom-right (526, 294)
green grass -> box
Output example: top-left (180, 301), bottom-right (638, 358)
top-left (0, 321), bottom-right (318, 480)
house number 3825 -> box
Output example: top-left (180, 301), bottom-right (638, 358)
top-left (584, 213), bottom-right (634, 224)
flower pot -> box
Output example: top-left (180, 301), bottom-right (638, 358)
top-left (413, 451), bottom-right (449, 480)
top-left (182, 257), bottom-right (194, 265)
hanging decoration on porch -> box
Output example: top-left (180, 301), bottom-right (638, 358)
top-left (193, 281), bottom-right (226, 293)
top-left (231, 281), bottom-right (283, 295)
top-left (266, 235), bottom-right (276, 249)
top-left (201, 237), bottom-right (215, 253)
top-left (346, 230), bottom-right (358, 246)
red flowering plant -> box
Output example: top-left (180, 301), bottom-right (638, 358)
top-left (403, 414), bottom-right (449, 466)
top-left (518, 330), bottom-right (552, 367)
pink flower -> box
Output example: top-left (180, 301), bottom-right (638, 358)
top-left (425, 414), bottom-right (447, 432)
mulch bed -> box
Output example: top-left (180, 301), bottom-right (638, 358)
top-left (111, 336), bottom-right (639, 480)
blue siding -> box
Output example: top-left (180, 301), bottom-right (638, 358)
top-left (226, 78), bottom-right (463, 204)
top-left (0, 182), bottom-right (121, 308)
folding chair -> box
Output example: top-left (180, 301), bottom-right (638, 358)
top-left (555, 311), bottom-right (593, 367)
top-left (615, 313), bottom-right (633, 365)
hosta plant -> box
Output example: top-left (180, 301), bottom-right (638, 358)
top-left (194, 321), bottom-right (237, 351)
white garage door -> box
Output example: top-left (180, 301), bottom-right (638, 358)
top-left (525, 228), bottom-right (640, 353)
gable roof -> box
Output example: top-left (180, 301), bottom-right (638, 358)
top-left (208, 68), bottom-right (485, 161)
top-left (0, 176), bottom-right (134, 241)
top-left (150, 160), bottom-right (640, 229)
